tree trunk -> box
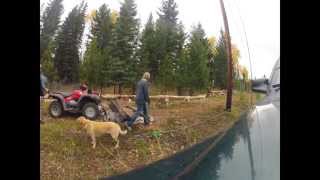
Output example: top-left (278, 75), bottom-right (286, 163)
top-left (177, 87), bottom-right (182, 96)
top-left (100, 85), bottom-right (103, 95)
top-left (189, 88), bottom-right (194, 96)
top-left (118, 84), bottom-right (122, 95)
top-left (131, 84), bottom-right (135, 95)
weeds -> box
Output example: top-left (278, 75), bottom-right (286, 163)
top-left (135, 139), bottom-right (150, 161)
top-left (41, 92), bottom-right (255, 179)
top-left (150, 130), bottom-right (163, 155)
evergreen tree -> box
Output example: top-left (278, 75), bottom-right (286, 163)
top-left (81, 38), bottom-right (112, 91)
top-left (154, 0), bottom-right (181, 90)
top-left (81, 4), bottom-right (114, 91)
top-left (89, 4), bottom-right (113, 49)
top-left (158, 54), bottom-right (176, 92)
top-left (207, 36), bottom-right (217, 88)
top-left (176, 48), bottom-right (189, 95)
top-left (176, 21), bottom-right (187, 60)
top-left (41, 41), bottom-right (59, 83)
top-left (138, 13), bottom-right (156, 80)
top-left (188, 24), bottom-right (210, 93)
top-left (175, 22), bottom-right (187, 94)
top-left (40, 0), bottom-right (63, 59)
top-left (213, 30), bottom-right (228, 89)
top-left (111, 0), bottom-right (140, 93)
top-left (54, 1), bottom-right (87, 83)
top-left (178, 23), bottom-right (210, 95)
top-left (81, 38), bottom-right (99, 88)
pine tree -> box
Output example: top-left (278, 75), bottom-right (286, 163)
top-left (207, 36), bottom-right (217, 88)
top-left (180, 23), bottom-right (210, 95)
top-left (154, 0), bottom-right (181, 90)
top-left (89, 4), bottom-right (113, 49)
top-left (138, 13), bottom-right (156, 81)
top-left (176, 48), bottom-right (189, 95)
top-left (81, 38), bottom-right (99, 88)
top-left (191, 24), bottom-right (210, 93)
top-left (54, 1), bottom-right (87, 84)
top-left (41, 41), bottom-right (59, 83)
top-left (213, 30), bottom-right (228, 89)
top-left (40, 0), bottom-right (63, 59)
top-left (81, 38), bottom-right (112, 91)
top-left (111, 0), bottom-right (140, 93)
top-left (175, 22), bottom-right (187, 94)
top-left (158, 54), bottom-right (176, 92)
top-left (81, 4), bottom-right (114, 92)
top-left (176, 21), bottom-right (187, 60)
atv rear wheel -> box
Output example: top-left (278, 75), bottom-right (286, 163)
top-left (82, 102), bottom-right (99, 120)
top-left (49, 100), bottom-right (63, 118)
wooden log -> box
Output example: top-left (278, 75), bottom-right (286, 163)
top-left (108, 100), bottom-right (130, 121)
top-left (101, 94), bottom-right (209, 101)
top-left (123, 107), bottom-right (135, 117)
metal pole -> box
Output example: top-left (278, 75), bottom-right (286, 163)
top-left (219, 0), bottom-right (234, 111)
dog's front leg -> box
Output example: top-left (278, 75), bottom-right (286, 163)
top-left (91, 134), bottom-right (96, 149)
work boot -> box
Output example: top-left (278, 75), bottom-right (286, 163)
top-left (144, 116), bottom-right (151, 126)
top-left (125, 121), bottom-right (132, 131)
top-left (144, 120), bottom-right (150, 126)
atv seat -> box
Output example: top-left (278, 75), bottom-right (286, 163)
top-left (58, 92), bottom-right (72, 98)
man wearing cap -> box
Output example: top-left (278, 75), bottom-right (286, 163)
top-left (125, 72), bottom-right (151, 130)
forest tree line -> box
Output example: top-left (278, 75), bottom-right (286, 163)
top-left (40, 0), bottom-right (249, 95)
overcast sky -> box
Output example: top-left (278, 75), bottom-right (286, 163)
top-left (41, 0), bottom-right (279, 79)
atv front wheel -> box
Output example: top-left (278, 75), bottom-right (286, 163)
top-left (49, 100), bottom-right (63, 118)
top-left (82, 102), bottom-right (99, 120)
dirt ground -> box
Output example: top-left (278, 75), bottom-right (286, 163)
top-left (40, 91), bottom-right (257, 180)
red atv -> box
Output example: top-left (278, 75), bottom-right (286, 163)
top-left (48, 87), bottom-right (105, 120)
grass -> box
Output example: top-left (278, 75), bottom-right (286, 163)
top-left (40, 91), bottom-right (256, 179)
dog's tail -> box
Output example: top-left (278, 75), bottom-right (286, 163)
top-left (119, 129), bottom-right (127, 135)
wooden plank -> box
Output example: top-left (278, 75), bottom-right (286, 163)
top-left (108, 100), bottom-right (130, 121)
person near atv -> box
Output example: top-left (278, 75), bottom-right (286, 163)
top-left (126, 72), bottom-right (151, 130)
top-left (64, 84), bottom-right (88, 106)
top-left (40, 64), bottom-right (48, 123)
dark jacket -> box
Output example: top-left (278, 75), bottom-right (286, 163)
top-left (40, 73), bottom-right (47, 96)
top-left (135, 79), bottom-right (150, 104)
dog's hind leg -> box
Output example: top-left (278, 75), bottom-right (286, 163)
top-left (111, 133), bottom-right (120, 149)
top-left (114, 139), bottom-right (119, 149)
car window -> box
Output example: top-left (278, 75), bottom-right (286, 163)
top-left (271, 68), bottom-right (280, 85)
top-left (270, 59), bottom-right (280, 86)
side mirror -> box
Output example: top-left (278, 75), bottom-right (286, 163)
top-left (251, 78), bottom-right (269, 94)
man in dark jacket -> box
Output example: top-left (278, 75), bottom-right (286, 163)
top-left (126, 72), bottom-right (151, 130)
top-left (40, 64), bottom-right (48, 123)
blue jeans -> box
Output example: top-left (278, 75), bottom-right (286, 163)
top-left (127, 102), bottom-right (149, 126)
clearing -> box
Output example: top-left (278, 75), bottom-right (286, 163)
top-left (40, 91), bottom-right (258, 180)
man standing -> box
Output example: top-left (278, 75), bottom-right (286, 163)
top-left (40, 64), bottom-right (48, 123)
top-left (126, 72), bottom-right (151, 130)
